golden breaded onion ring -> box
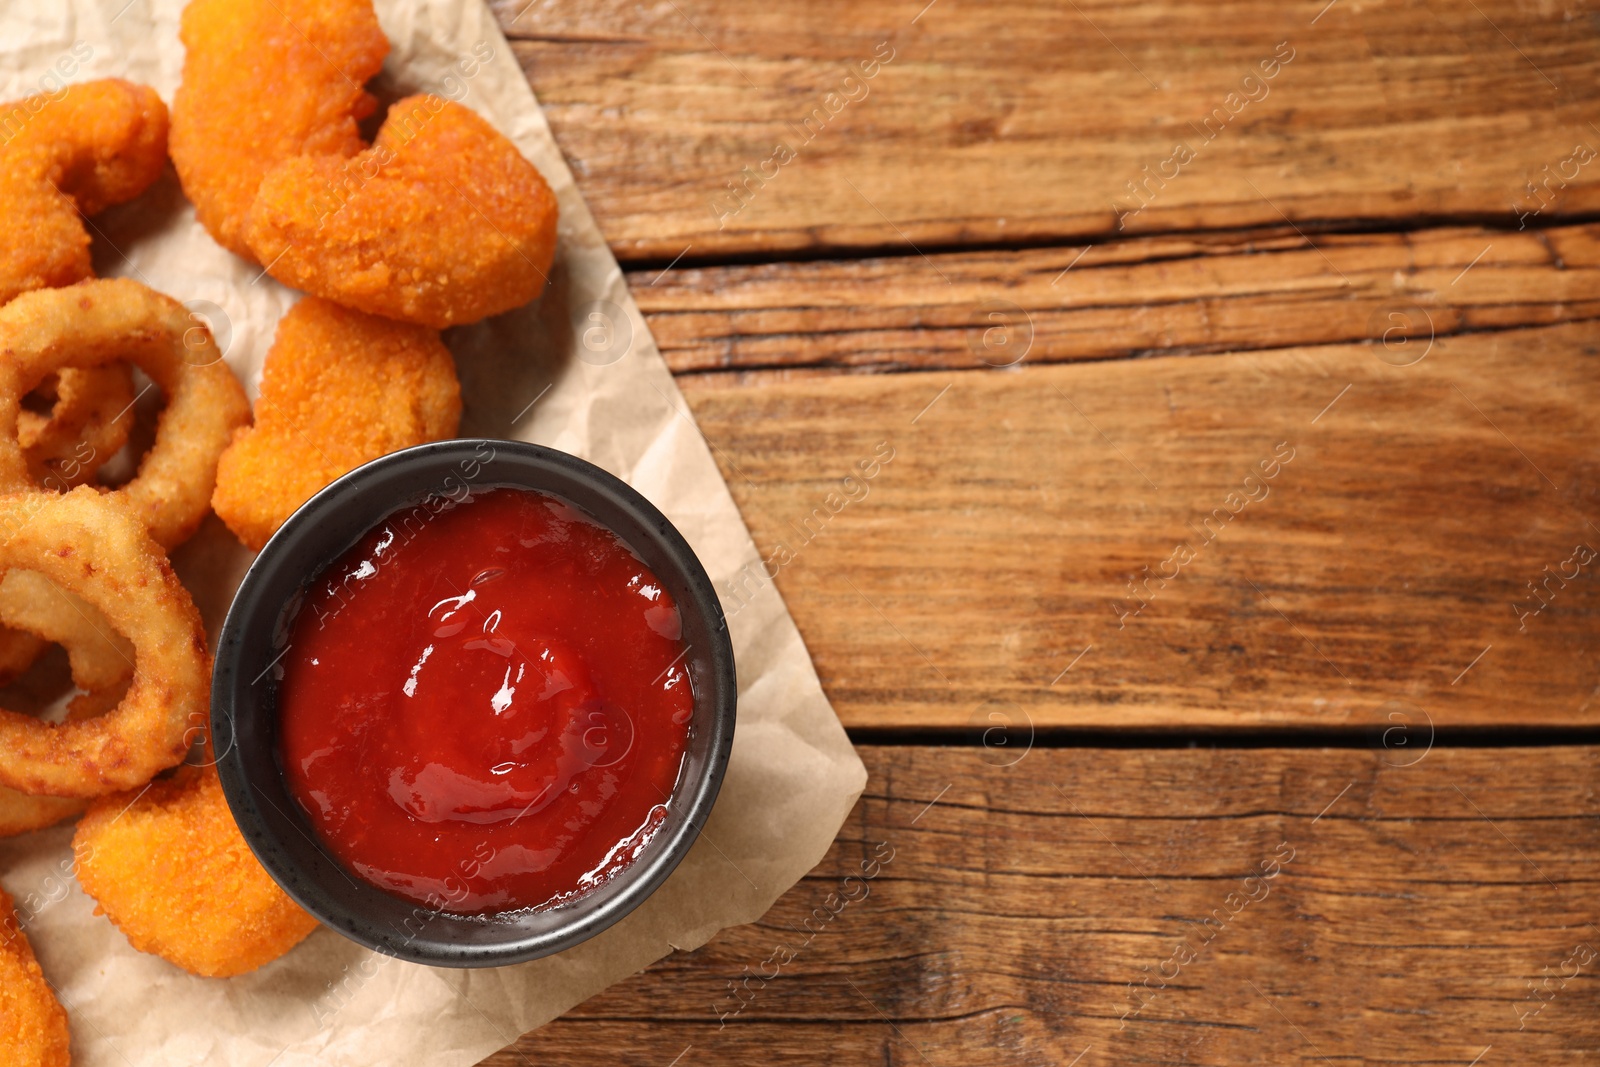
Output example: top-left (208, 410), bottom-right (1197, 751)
top-left (0, 568), bottom-right (136, 836)
top-left (0, 629), bottom-right (45, 687)
top-left (0, 786), bottom-right (82, 840)
top-left (0, 278), bottom-right (250, 548)
top-left (0, 357), bottom-right (139, 694)
top-left (0, 488), bottom-right (208, 798)
top-left (0, 569), bottom-right (134, 695)
top-left (18, 367), bottom-right (137, 488)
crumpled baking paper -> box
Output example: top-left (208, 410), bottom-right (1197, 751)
top-left (0, 1), bottom-right (866, 1062)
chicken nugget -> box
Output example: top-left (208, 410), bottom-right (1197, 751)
top-left (171, 0), bottom-right (388, 258)
top-left (73, 765), bottom-right (319, 978)
top-left (246, 95), bottom-right (559, 327)
top-left (0, 77), bottom-right (168, 306)
top-left (212, 296), bottom-right (461, 550)
top-left (0, 886), bottom-right (70, 1067)
top-left (0, 167), bottom-right (88, 309)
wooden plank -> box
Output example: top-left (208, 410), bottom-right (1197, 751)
top-left (490, 745), bottom-right (1600, 1066)
top-left (634, 223), bottom-right (1600, 377)
top-left (676, 320), bottom-right (1600, 730)
top-left (502, 0), bottom-right (1600, 260)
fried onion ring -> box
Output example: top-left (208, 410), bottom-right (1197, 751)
top-left (246, 95), bottom-right (559, 327)
top-left (0, 785), bottom-right (81, 845)
top-left (171, 0), bottom-right (387, 258)
top-left (0, 78), bottom-right (168, 306)
top-left (18, 367), bottom-right (138, 489)
top-left (0, 569), bottom-right (136, 837)
top-left (0, 570), bottom-right (134, 694)
top-left (0, 629), bottom-right (45, 688)
top-left (0, 886), bottom-right (70, 1067)
top-left (0, 279), bottom-right (250, 549)
top-left (0, 365), bottom-right (138, 694)
top-left (73, 764), bottom-right (319, 977)
top-left (0, 488), bottom-right (207, 798)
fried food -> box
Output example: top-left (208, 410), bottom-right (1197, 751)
top-left (0, 630), bottom-right (46, 689)
top-left (170, 0), bottom-right (388, 258)
top-left (73, 764), bottom-right (319, 978)
top-left (0, 789), bottom-right (83, 843)
top-left (246, 95), bottom-right (559, 327)
top-left (0, 569), bottom-right (136, 838)
top-left (0, 78), bottom-right (168, 306)
top-left (0, 167), bottom-right (87, 309)
top-left (0, 78), bottom-right (153, 517)
top-left (0, 489), bottom-right (208, 798)
top-left (212, 296), bottom-right (461, 550)
top-left (19, 367), bottom-right (137, 489)
top-left (176, 0), bottom-right (557, 324)
top-left (0, 359), bottom-right (137, 702)
top-left (0, 279), bottom-right (250, 549)
top-left (0, 886), bottom-right (70, 1067)
top-left (0, 570), bottom-right (135, 696)
top-left (0, 84), bottom-right (147, 687)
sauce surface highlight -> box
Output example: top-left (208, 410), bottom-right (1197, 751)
top-left (277, 487), bottom-right (693, 914)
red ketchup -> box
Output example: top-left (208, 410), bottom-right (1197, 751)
top-left (277, 487), bottom-right (693, 915)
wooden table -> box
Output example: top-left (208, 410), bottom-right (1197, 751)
top-left (486, 1), bottom-right (1600, 1061)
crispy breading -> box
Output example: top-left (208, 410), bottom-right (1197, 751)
top-left (212, 296), bottom-right (461, 550)
top-left (246, 95), bottom-right (559, 327)
top-left (0, 79), bottom-right (151, 503)
top-left (0, 77), bottom-right (168, 305)
top-left (73, 765), bottom-right (319, 978)
top-left (170, 0), bottom-right (387, 258)
top-left (0, 568), bottom-right (136, 838)
top-left (0, 169), bottom-right (88, 308)
top-left (0, 787), bottom-right (82, 842)
top-left (0, 489), bottom-right (208, 799)
top-left (18, 367), bottom-right (137, 489)
top-left (0, 279), bottom-right (251, 550)
top-left (0, 886), bottom-right (70, 1067)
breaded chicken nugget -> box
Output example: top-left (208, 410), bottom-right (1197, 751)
top-left (0, 77), bottom-right (168, 305)
top-left (0, 886), bottom-right (70, 1067)
top-left (73, 765), bottom-right (319, 978)
top-left (246, 95), bottom-right (559, 327)
top-left (2, 78), bottom-right (169, 216)
top-left (0, 168), bottom-right (89, 309)
top-left (212, 296), bottom-right (461, 550)
top-left (171, 0), bottom-right (387, 258)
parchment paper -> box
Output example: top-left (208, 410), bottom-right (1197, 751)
top-left (0, 2), bottom-right (867, 1063)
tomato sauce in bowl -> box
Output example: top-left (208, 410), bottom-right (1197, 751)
top-left (277, 487), bottom-right (693, 915)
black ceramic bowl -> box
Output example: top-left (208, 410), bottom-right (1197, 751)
top-left (211, 439), bottom-right (737, 967)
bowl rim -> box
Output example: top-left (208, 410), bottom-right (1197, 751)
top-left (210, 438), bottom-right (737, 967)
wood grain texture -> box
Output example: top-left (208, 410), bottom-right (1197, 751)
top-left (489, 745), bottom-right (1600, 1066)
top-left (633, 222), bottom-right (1600, 377)
top-left (677, 320), bottom-right (1600, 730)
top-left (498, 0), bottom-right (1600, 260)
